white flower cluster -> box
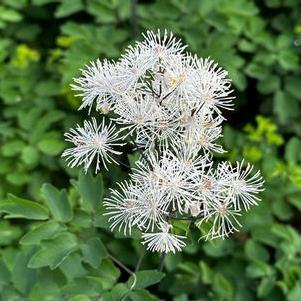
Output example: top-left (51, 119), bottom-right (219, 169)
top-left (63, 30), bottom-right (264, 254)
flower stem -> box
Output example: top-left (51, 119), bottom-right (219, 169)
top-left (109, 254), bottom-right (134, 275)
top-left (112, 155), bottom-right (131, 169)
top-left (130, 0), bottom-right (138, 38)
top-left (159, 253), bottom-right (166, 272)
top-left (135, 246), bottom-right (146, 272)
top-left (169, 213), bottom-right (202, 221)
top-left (128, 134), bottom-right (151, 166)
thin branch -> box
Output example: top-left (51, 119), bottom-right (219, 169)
top-left (112, 155), bottom-right (131, 169)
top-left (168, 213), bottom-right (202, 221)
top-left (128, 134), bottom-right (151, 166)
top-left (159, 253), bottom-right (166, 272)
top-left (159, 85), bottom-right (179, 103)
top-left (145, 80), bottom-right (160, 97)
top-left (130, 0), bottom-right (138, 38)
top-left (109, 254), bottom-right (134, 275)
top-left (135, 246), bottom-right (146, 272)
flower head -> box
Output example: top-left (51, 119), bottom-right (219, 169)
top-left (197, 198), bottom-right (242, 240)
top-left (62, 117), bottom-right (124, 172)
top-left (142, 223), bottom-right (186, 253)
top-left (64, 30), bottom-right (265, 252)
top-left (217, 160), bottom-right (265, 210)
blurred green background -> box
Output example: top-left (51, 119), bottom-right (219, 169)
top-left (0, 0), bottom-right (301, 300)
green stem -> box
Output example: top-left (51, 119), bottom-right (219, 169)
top-left (109, 254), bottom-right (134, 275)
top-left (128, 134), bottom-right (151, 166)
top-left (135, 246), bottom-right (146, 272)
top-left (130, 0), bottom-right (138, 38)
top-left (159, 253), bottom-right (166, 271)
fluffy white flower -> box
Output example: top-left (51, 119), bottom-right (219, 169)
top-left (217, 160), bottom-right (265, 210)
top-left (192, 163), bottom-right (221, 215)
top-left (62, 117), bottom-right (123, 172)
top-left (103, 181), bottom-right (140, 235)
top-left (139, 29), bottom-right (187, 59)
top-left (142, 223), bottom-right (186, 253)
top-left (131, 150), bottom-right (198, 212)
top-left (71, 60), bottom-right (123, 112)
top-left (64, 30), bottom-right (265, 251)
top-left (184, 123), bottom-right (224, 154)
top-left (114, 93), bottom-right (163, 141)
top-left (191, 57), bottom-right (234, 115)
top-left (198, 198), bottom-right (242, 240)
top-left (104, 181), bottom-right (169, 233)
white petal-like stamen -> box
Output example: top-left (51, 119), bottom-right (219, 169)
top-left (62, 117), bottom-right (124, 172)
top-left (217, 160), bottom-right (265, 210)
top-left (197, 198), bottom-right (242, 240)
top-left (142, 223), bottom-right (186, 253)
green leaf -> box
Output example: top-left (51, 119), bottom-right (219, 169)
top-left (37, 138), bottom-right (65, 155)
top-left (272, 198), bottom-right (293, 221)
top-left (127, 270), bottom-right (165, 290)
top-left (1, 247), bottom-right (19, 272)
top-left (0, 194), bottom-right (49, 220)
top-left (285, 77), bottom-right (301, 100)
top-left (0, 220), bottom-right (22, 245)
top-left (60, 253), bottom-right (87, 280)
top-left (1, 140), bottom-right (25, 157)
top-left (245, 239), bottom-right (269, 262)
top-left (246, 261), bottom-right (274, 278)
top-left (63, 276), bottom-right (105, 296)
top-left (212, 273), bottom-right (233, 299)
top-left (203, 239), bottom-right (234, 258)
top-left (2, 0), bottom-right (27, 9)
top-left (71, 209), bottom-right (92, 228)
top-left (278, 50), bottom-right (298, 70)
top-left (0, 259), bottom-right (10, 285)
top-left (172, 219), bottom-right (190, 233)
top-left (111, 283), bottom-right (130, 300)
top-left (27, 268), bottom-right (65, 299)
top-left (128, 289), bottom-right (161, 301)
top-left (219, 0), bottom-right (259, 16)
top-left (245, 62), bottom-right (268, 79)
top-left (81, 237), bottom-right (108, 268)
top-left (68, 295), bottom-right (90, 301)
top-left (243, 146), bottom-right (262, 162)
top-left (164, 252), bottom-right (182, 272)
top-left (71, 171), bottom-right (104, 212)
top-left (274, 91), bottom-right (299, 123)
top-left (199, 261), bottom-right (213, 284)
top-left (285, 137), bottom-right (301, 163)
top-left (288, 284), bottom-right (301, 301)
top-left (6, 172), bottom-right (30, 186)
top-left (97, 258), bottom-right (121, 289)
top-left (257, 75), bottom-right (280, 94)
top-left (55, 0), bottom-right (83, 18)
top-left (288, 195), bottom-right (301, 212)
top-left (257, 276), bottom-right (275, 298)
top-left (271, 224), bottom-right (296, 241)
top-left (20, 221), bottom-right (67, 245)
top-left (35, 80), bottom-right (61, 96)
top-left (0, 7), bottom-right (22, 22)
top-left (238, 39), bottom-right (256, 52)
top-left (11, 250), bottom-right (37, 295)
top-left (32, 0), bottom-right (58, 5)
top-left (28, 232), bottom-right (77, 270)
top-left (41, 183), bottom-right (73, 222)
top-left (31, 110), bottom-right (66, 143)
top-left (21, 145), bottom-right (40, 166)
top-left (127, 151), bottom-right (140, 168)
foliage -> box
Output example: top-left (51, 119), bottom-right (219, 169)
top-left (0, 0), bottom-right (301, 300)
